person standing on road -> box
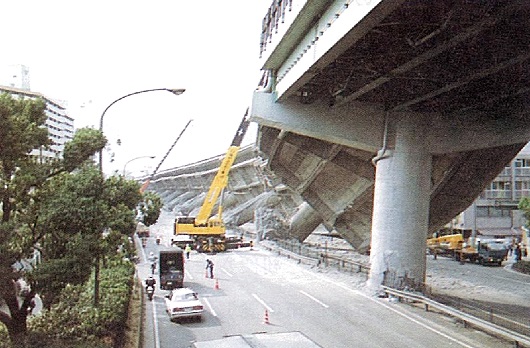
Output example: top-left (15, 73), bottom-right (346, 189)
top-left (514, 244), bottom-right (522, 262)
top-left (185, 244), bottom-right (192, 260)
top-left (206, 259), bottom-right (214, 278)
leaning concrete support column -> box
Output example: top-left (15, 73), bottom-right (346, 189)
top-left (367, 115), bottom-right (432, 293)
top-left (289, 202), bottom-right (322, 242)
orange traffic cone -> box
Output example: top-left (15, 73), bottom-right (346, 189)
top-left (214, 278), bottom-right (220, 290)
top-left (263, 309), bottom-right (270, 324)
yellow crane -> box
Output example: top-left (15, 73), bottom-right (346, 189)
top-left (174, 110), bottom-right (250, 252)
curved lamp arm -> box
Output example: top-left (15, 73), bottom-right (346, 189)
top-left (98, 88), bottom-right (185, 173)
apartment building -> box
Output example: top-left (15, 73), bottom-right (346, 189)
top-left (0, 85), bottom-right (74, 160)
top-left (0, 64), bottom-right (31, 90)
top-left (457, 143), bottom-right (530, 240)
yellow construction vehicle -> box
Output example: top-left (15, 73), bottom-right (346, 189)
top-left (427, 229), bottom-right (509, 265)
top-left (427, 233), bottom-right (465, 257)
top-left (427, 228), bottom-right (477, 261)
top-left (173, 110), bottom-right (250, 253)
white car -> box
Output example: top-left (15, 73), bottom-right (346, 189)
top-left (164, 288), bottom-right (203, 322)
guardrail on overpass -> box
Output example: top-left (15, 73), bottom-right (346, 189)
top-left (383, 287), bottom-right (530, 348)
top-left (259, 238), bottom-right (530, 346)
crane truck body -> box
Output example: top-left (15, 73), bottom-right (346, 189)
top-left (427, 230), bottom-right (508, 266)
top-left (173, 110), bottom-right (250, 253)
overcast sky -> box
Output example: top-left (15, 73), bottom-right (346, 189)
top-left (1, 0), bottom-right (271, 175)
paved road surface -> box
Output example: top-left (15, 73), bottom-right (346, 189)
top-left (138, 215), bottom-right (513, 348)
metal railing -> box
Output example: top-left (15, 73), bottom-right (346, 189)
top-left (383, 287), bottom-right (530, 348)
top-left (424, 289), bottom-right (530, 338)
top-left (272, 239), bottom-right (370, 275)
top-left (261, 238), bottom-right (530, 346)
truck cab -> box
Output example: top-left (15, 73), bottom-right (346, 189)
top-left (476, 241), bottom-right (508, 266)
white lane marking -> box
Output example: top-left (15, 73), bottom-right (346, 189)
top-left (152, 299), bottom-right (160, 348)
top-left (186, 271), bottom-right (194, 281)
top-left (299, 290), bottom-right (329, 308)
top-left (360, 293), bottom-right (477, 348)
top-left (323, 277), bottom-right (476, 348)
top-left (252, 293), bottom-right (274, 312)
top-left (222, 268), bottom-right (233, 277)
top-left (203, 297), bottom-right (217, 317)
top-left (286, 264), bottom-right (477, 348)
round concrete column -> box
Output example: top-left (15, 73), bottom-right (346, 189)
top-left (367, 115), bottom-right (432, 293)
top-left (289, 202), bottom-right (323, 242)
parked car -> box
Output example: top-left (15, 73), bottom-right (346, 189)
top-left (164, 288), bottom-right (203, 322)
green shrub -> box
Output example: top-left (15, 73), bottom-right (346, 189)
top-left (27, 258), bottom-right (135, 347)
top-left (0, 324), bottom-right (8, 348)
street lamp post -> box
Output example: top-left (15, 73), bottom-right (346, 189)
top-left (93, 87), bottom-right (184, 307)
top-left (123, 155), bottom-right (155, 177)
top-left (98, 88), bottom-right (185, 174)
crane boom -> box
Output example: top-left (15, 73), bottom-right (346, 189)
top-left (140, 119), bottom-right (193, 193)
top-left (195, 111), bottom-right (249, 223)
top-left (173, 109), bottom-right (250, 252)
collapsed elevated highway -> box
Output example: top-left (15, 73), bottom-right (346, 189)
top-left (250, 0), bottom-right (530, 291)
top-left (149, 0), bottom-right (530, 292)
top-left (148, 145), bottom-right (305, 241)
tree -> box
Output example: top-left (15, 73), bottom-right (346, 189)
top-left (0, 93), bottom-right (49, 223)
top-left (518, 197), bottom-right (530, 221)
top-left (29, 166), bottom-right (142, 309)
top-left (0, 92), bottom-right (106, 346)
top-left (139, 191), bottom-right (163, 227)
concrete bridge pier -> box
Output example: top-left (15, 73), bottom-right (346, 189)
top-left (367, 115), bottom-right (432, 293)
top-left (289, 202), bottom-right (322, 241)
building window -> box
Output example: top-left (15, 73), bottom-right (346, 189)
top-left (515, 158), bottom-right (530, 168)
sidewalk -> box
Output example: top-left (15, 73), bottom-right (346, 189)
top-left (133, 234), bottom-right (158, 348)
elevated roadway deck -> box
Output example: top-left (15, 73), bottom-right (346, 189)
top-left (251, 0), bottom-right (530, 291)
top-left (149, 0), bottom-right (530, 292)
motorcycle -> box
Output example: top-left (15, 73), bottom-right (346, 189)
top-left (146, 286), bottom-right (155, 301)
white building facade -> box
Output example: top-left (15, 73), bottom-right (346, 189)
top-left (457, 143), bottom-right (530, 240)
top-left (0, 85), bottom-right (74, 160)
top-left (0, 64), bottom-right (31, 90)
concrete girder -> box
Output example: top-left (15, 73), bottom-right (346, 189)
top-left (253, 113), bottom-right (528, 258)
top-left (147, 146), bottom-right (299, 235)
top-left (256, 123), bottom-right (376, 251)
top-left (252, 92), bottom-right (530, 155)
top-left (224, 191), bottom-right (283, 227)
top-left (161, 190), bottom-right (188, 210)
top-left (167, 191), bottom-right (198, 214)
top-left (428, 142), bottom-right (527, 233)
